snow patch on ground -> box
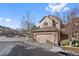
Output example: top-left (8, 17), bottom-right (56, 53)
top-left (50, 46), bottom-right (65, 52)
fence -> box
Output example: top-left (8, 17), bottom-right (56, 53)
top-left (0, 37), bottom-right (29, 42)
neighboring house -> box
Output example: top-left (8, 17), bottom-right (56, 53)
top-left (33, 15), bottom-right (62, 46)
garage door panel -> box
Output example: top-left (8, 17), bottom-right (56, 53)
top-left (36, 34), bottom-right (56, 43)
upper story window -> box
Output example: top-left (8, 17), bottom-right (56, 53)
top-left (52, 20), bottom-right (56, 26)
top-left (43, 22), bottom-right (48, 26)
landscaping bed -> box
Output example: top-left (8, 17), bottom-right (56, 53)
top-left (62, 46), bottom-right (79, 53)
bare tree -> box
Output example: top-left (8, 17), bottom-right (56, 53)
top-left (20, 12), bottom-right (37, 38)
top-left (63, 8), bottom-right (79, 45)
top-left (21, 12), bottom-right (33, 30)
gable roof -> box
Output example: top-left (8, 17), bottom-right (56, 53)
top-left (39, 15), bottom-right (62, 23)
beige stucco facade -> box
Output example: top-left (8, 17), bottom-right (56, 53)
top-left (39, 16), bottom-right (61, 30)
top-left (33, 15), bottom-right (61, 46)
top-left (39, 17), bottom-right (53, 28)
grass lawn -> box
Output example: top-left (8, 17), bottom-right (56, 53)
top-left (61, 46), bottom-right (79, 52)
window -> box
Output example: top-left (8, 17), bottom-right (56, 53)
top-left (52, 20), bottom-right (56, 26)
top-left (43, 22), bottom-right (48, 26)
